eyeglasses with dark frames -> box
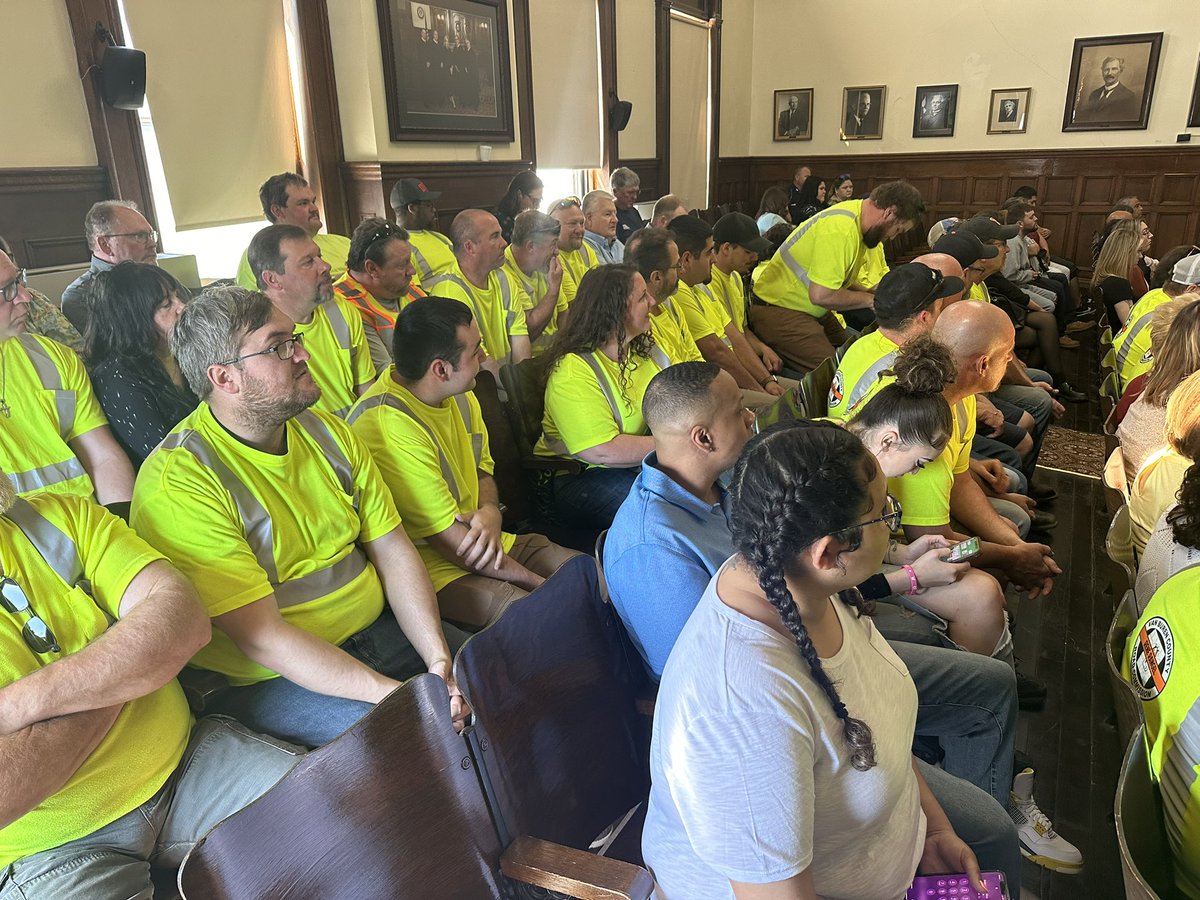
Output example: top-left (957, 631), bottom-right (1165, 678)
top-left (0, 268), bottom-right (27, 304)
top-left (102, 229), bottom-right (159, 244)
top-left (1, 576), bottom-right (60, 655)
top-left (829, 493), bottom-right (903, 536)
top-left (217, 332), bottom-right (305, 367)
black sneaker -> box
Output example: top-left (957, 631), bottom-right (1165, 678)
top-left (1031, 510), bottom-right (1057, 531)
top-left (1055, 381), bottom-right (1087, 403)
top-left (1017, 673), bottom-right (1048, 711)
top-left (1029, 483), bottom-right (1057, 503)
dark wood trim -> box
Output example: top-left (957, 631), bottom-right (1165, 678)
top-left (0, 166), bottom-right (110, 268)
top-left (616, 158), bottom-right (661, 202)
top-left (597, 0), bottom-right (619, 173)
top-left (62, 0), bottom-right (155, 227)
top-left (707, 2), bottom-right (722, 210)
top-left (654, 0), bottom-right (672, 193)
top-left (716, 146), bottom-right (1200, 272)
top-left (512, 0), bottom-right (536, 166)
top-left (294, 0), bottom-right (351, 236)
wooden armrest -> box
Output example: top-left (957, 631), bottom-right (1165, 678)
top-left (500, 835), bottom-right (654, 900)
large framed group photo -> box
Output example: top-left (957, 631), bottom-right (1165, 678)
top-left (376, 0), bottom-right (515, 142)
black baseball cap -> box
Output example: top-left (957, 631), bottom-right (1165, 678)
top-left (390, 178), bottom-right (442, 208)
top-left (932, 230), bottom-right (999, 269)
top-left (874, 262), bottom-right (964, 326)
top-left (713, 212), bottom-right (771, 255)
top-left (958, 215), bottom-right (1019, 243)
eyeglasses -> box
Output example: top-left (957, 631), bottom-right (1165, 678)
top-left (829, 493), bottom-right (903, 536)
top-left (1, 577), bottom-right (60, 654)
top-left (0, 268), bottom-right (27, 304)
top-left (103, 229), bottom-right (159, 244)
top-left (554, 197), bottom-right (582, 210)
top-left (217, 332), bottom-right (304, 366)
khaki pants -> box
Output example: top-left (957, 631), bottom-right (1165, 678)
top-left (748, 305), bottom-right (847, 373)
top-left (741, 376), bottom-right (802, 410)
top-left (436, 532), bottom-right (580, 629)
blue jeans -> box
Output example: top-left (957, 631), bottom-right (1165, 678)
top-left (207, 611), bottom-right (470, 748)
top-left (549, 466), bottom-right (639, 530)
top-left (889, 641), bottom-right (1017, 808)
top-left (0, 717), bottom-right (301, 900)
top-left (918, 759), bottom-right (1023, 893)
top-left (993, 382), bottom-right (1053, 473)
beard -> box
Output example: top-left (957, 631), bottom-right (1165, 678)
top-left (863, 222), bottom-right (890, 248)
top-left (237, 369), bottom-right (321, 432)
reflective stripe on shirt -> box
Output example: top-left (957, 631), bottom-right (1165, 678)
top-left (847, 349), bottom-right (899, 414)
top-left (17, 334), bottom-right (76, 437)
top-left (157, 410), bottom-right (364, 608)
top-left (5, 497), bottom-right (86, 588)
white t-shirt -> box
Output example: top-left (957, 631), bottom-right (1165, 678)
top-left (1135, 509), bottom-right (1200, 615)
top-left (643, 560), bottom-right (926, 900)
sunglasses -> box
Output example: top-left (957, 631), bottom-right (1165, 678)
top-left (1, 576), bottom-right (60, 655)
top-left (829, 493), bottom-right (903, 536)
top-left (554, 197), bottom-right (582, 210)
top-left (365, 221), bottom-right (404, 249)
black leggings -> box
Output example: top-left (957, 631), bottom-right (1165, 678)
top-left (1014, 309), bottom-right (1064, 381)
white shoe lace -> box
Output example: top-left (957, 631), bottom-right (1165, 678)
top-left (1020, 797), bottom-right (1058, 838)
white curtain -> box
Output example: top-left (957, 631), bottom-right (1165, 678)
top-left (529, 0), bottom-right (603, 168)
top-left (669, 14), bottom-right (711, 209)
top-left (123, 0), bottom-right (300, 230)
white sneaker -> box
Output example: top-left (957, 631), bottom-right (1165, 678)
top-left (1008, 768), bottom-right (1083, 874)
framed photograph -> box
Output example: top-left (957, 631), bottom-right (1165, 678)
top-left (1188, 55), bottom-right (1200, 128)
top-left (773, 88), bottom-right (813, 141)
top-left (375, 0), bottom-right (514, 142)
top-left (1062, 32), bottom-right (1162, 132)
top-left (988, 87), bottom-right (1032, 134)
top-left (841, 86), bottom-right (886, 140)
top-left (913, 84), bottom-right (958, 137)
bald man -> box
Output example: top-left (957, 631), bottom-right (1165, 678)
top-left (650, 195), bottom-right (689, 229)
top-left (424, 209), bottom-right (530, 368)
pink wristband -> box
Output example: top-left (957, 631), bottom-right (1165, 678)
top-left (901, 564), bottom-right (920, 595)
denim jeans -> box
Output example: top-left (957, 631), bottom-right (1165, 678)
top-left (206, 610), bottom-right (470, 748)
top-left (918, 759), bottom-right (1023, 893)
top-left (0, 717), bottom-right (301, 900)
top-left (888, 641), bottom-right (1017, 808)
top-left (993, 382), bottom-right (1053, 473)
top-left (549, 466), bottom-right (640, 530)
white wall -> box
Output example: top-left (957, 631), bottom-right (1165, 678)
top-left (718, 0), bottom-right (753, 157)
top-left (328, 0), bottom-right (526, 162)
top-left (728, 0), bottom-right (1200, 157)
top-left (4, 0), bottom-right (96, 167)
top-left (615, 0), bottom-right (658, 158)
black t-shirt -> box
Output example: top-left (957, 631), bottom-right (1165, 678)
top-left (616, 206), bottom-right (644, 245)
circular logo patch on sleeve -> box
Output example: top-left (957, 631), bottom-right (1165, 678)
top-left (1130, 617), bottom-right (1174, 700)
top-left (828, 370), bottom-right (844, 409)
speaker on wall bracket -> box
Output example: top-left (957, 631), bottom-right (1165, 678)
top-left (609, 90), bottom-right (633, 132)
top-left (95, 22), bottom-right (146, 110)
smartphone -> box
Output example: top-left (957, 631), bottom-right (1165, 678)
top-left (946, 536), bottom-right (981, 563)
top-left (907, 871), bottom-right (1009, 899)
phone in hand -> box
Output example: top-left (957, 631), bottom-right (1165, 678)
top-left (945, 536), bottom-right (981, 563)
top-left (907, 871), bottom-right (1008, 899)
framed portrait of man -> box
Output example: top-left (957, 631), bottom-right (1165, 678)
top-left (375, 0), bottom-right (515, 141)
top-left (1062, 32), bottom-right (1162, 132)
top-left (988, 87), bottom-right (1032, 134)
top-left (841, 86), bottom-right (886, 141)
top-left (913, 84), bottom-right (958, 138)
top-left (773, 88), bottom-right (813, 141)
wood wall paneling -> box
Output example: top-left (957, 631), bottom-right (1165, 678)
top-left (715, 147), bottom-right (1200, 273)
top-left (619, 158), bottom-right (662, 205)
top-left (341, 159), bottom-right (538, 232)
top-left (0, 167), bottom-right (110, 268)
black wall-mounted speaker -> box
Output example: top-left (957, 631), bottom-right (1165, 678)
top-left (610, 100), bottom-right (633, 132)
top-left (100, 46), bottom-right (146, 110)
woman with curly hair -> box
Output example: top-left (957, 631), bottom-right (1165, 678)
top-left (643, 420), bottom-right (1019, 899)
top-left (535, 264), bottom-right (662, 528)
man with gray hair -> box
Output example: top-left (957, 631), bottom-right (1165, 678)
top-left (650, 194), bottom-right (688, 229)
top-left (582, 190), bottom-right (624, 264)
top-left (61, 200), bottom-right (158, 333)
top-left (610, 167), bottom-right (644, 244)
top-left (424, 209), bottom-right (529, 372)
top-left (499, 209), bottom-right (566, 353)
top-left (132, 285), bottom-right (469, 749)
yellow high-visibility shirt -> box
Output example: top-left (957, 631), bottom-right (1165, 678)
top-left (753, 201), bottom-right (866, 318)
top-left (501, 247), bottom-right (566, 355)
top-left (673, 282), bottom-right (733, 349)
top-left (132, 404), bottom-right (402, 684)
top-left (293, 296), bottom-right (376, 419)
top-left (883, 395), bottom-right (975, 527)
top-left (709, 265), bottom-right (749, 333)
top-left (1114, 288), bottom-right (1172, 391)
top-left (827, 329), bottom-right (900, 423)
top-left (406, 230), bottom-right (457, 288)
top-left (0, 494), bottom-right (184, 867)
top-left (349, 372), bottom-right (516, 591)
top-left (424, 263), bottom-right (529, 363)
top-left (536, 350), bottom-right (662, 464)
top-left (0, 335), bottom-right (109, 499)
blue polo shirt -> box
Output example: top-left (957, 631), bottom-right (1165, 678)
top-left (603, 452), bottom-right (733, 679)
top-left (582, 230), bottom-right (625, 264)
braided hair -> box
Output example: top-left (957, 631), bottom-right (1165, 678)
top-left (729, 420), bottom-right (878, 771)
